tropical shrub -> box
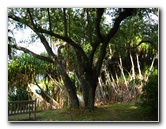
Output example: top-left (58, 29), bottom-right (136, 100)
top-left (140, 69), bottom-right (158, 114)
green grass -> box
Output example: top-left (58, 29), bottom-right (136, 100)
top-left (8, 103), bottom-right (158, 122)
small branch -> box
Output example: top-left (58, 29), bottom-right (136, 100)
top-left (115, 40), bottom-right (154, 50)
top-left (34, 78), bottom-right (59, 107)
top-left (63, 8), bottom-right (68, 36)
top-left (47, 74), bottom-right (62, 90)
top-left (86, 9), bottom-right (92, 45)
top-left (131, 40), bottom-right (153, 49)
top-left (47, 8), bottom-right (52, 32)
top-left (27, 8), bottom-right (37, 30)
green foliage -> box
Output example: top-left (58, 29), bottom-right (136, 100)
top-left (8, 86), bottom-right (31, 101)
top-left (82, 43), bottom-right (92, 56)
top-left (140, 69), bottom-right (158, 113)
top-left (8, 53), bottom-right (57, 87)
top-left (8, 53), bottom-right (58, 101)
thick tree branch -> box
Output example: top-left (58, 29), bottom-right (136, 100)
top-left (38, 33), bottom-right (56, 58)
top-left (95, 42), bottom-right (107, 76)
top-left (38, 28), bottom-right (79, 48)
top-left (8, 13), bottom-right (35, 31)
top-left (89, 8), bottom-right (105, 65)
top-left (9, 44), bottom-right (53, 63)
top-left (95, 8), bottom-right (134, 76)
top-left (96, 8), bottom-right (105, 41)
top-left (106, 8), bottom-right (134, 43)
top-left (38, 28), bottom-right (89, 62)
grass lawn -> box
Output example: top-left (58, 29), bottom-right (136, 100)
top-left (8, 103), bottom-right (158, 122)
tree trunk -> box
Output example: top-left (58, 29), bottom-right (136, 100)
top-left (55, 60), bottom-right (79, 108)
top-left (80, 79), bottom-right (89, 107)
top-left (77, 66), bottom-right (98, 110)
top-left (87, 73), bottom-right (98, 110)
top-left (78, 75), bottom-right (95, 108)
top-left (61, 73), bottom-right (79, 108)
top-left (88, 86), bottom-right (96, 110)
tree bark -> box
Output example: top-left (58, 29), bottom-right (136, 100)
top-left (54, 60), bottom-right (79, 108)
top-left (80, 79), bottom-right (89, 107)
top-left (88, 86), bottom-right (96, 110)
top-left (87, 71), bottom-right (98, 110)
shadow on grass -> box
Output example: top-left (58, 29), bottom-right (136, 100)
top-left (8, 103), bottom-right (158, 122)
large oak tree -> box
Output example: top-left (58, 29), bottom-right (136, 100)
top-left (8, 8), bottom-right (156, 110)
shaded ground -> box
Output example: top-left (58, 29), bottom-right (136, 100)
top-left (8, 103), bottom-right (158, 122)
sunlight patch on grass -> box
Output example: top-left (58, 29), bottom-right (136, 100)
top-left (129, 105), bottom-right (138, 109)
